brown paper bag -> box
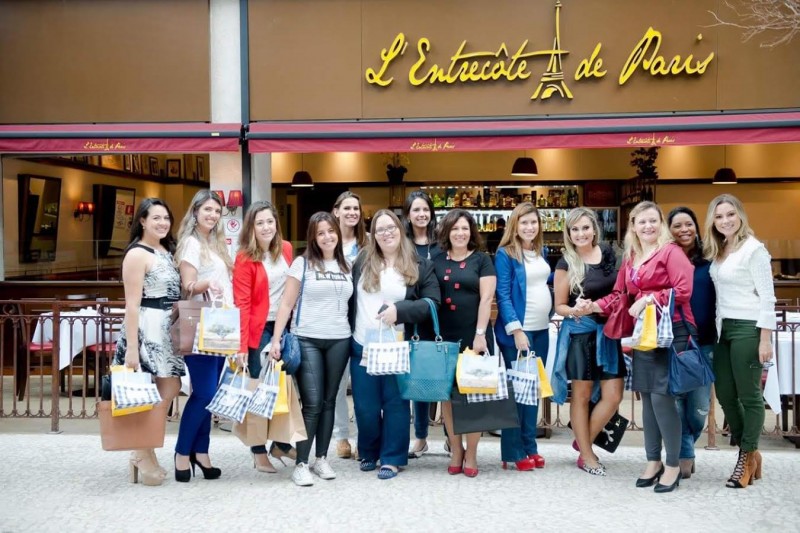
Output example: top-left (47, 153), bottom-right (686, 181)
top-left (267, 375), bottom-right (308, 445)
top-left (98, 400), bottom-right (168, 451)
top-left (234, 413), bottom-right (270, 447)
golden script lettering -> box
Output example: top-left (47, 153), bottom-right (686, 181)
top-left (83, 139), bottom-right (127, 151)
top-left (409, 139), bottom-right (457, 152)
top-left (618, 28), bottom-right (714, 85)
top-left (627, 133), bottom-right (676, 146)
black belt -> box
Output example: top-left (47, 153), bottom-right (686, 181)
top-left (140, 297), bottom-right (179, 310)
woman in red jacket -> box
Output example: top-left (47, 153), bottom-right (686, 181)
top-left (233, 201), bottom-right (294, 472)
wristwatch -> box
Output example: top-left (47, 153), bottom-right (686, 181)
top-left (476, 328), bottom-right (486, 336)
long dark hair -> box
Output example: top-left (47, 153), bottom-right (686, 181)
top-left (239, 201), bottom-right (284, 262)
top-left (124, 198), bottom-right (176, 257)
top-left (438, 209), bottom-right (482, 252)
top-left (304, 211), bottom-right (350, 273)
top-left (667, 206), bottom-right (704, 265)
top-left (403, 190), bottom-right (437, 243)
top-left (332, 191), bottom-right (367, 249)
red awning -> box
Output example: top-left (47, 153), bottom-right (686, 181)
top-left (0, 123), bottom-right (241, 153)
top-left (247, 112), bottom-right (800, 153)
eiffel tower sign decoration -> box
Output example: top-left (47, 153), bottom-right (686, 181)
top-left (532, 0), bottom-right (573, 100)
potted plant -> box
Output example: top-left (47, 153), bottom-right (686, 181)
top-left (384, 152), bottom-right (410, 184)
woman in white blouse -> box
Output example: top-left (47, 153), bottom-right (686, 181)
top-left (173, 190), bottom-right (232, 482)
top-left (704, 194), bottom-right (776, 489)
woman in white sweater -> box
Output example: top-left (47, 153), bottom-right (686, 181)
top-left (704, 194), bottom-right (776, 489)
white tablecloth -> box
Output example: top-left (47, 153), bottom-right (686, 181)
top-left (31, 308), bottom-right (121, 370)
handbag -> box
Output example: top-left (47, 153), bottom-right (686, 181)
top-left (198, 299), bottom-right (242, 355)
top-left (170, 293), bottom-right (211, 356)
top-left (451, 374), bottom-right (520, 434)
top-left (508, 350), bottom-right (540, 406)
top-left (267, 374), bottom-right (308, 444)
top-left (656, 289), bottom-right (675, 348)
top-left (278, 332), bottom-right (301, 375)
top-left (98, 400), bottom-right (168, 451)
top-left (206, 366), bottom-right (254, 423)
top-left (568, 405), bottom-right (629, 453)
top-left (396, 298), bottom-right (460, 402)
top-left (456, 349), bottom-right (499, 394)
top-left (248, 360), bottom-right (282, 419)
top-left (111, 366), bottom-right (162, 411)
top-left (668, 307), bottom-right (715, 395)
top-left (366, 322), bottom-right (410, 376)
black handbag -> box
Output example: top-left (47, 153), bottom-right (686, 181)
top-left (450, 378), bottom-right (520, 435)
top-left (668, 307), bottom-right (714, 395)
top-left (568, 403), bottom-right (629, 453)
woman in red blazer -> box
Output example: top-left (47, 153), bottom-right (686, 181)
top-left (233, 201), bottom-right (294, 472)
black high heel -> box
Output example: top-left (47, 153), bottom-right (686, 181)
top-left (635, 464), bottom-right (665, 488)
top-left (174, 453), bottom-right (191, 483)
top-left (189, 452), bottom-right (221, 480)
top-left (654, 471), bottom-right (681, 493)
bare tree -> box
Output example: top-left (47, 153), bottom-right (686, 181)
top-left (708, 0), bottom-right (800, 48)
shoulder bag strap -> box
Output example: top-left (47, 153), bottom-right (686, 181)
top-left (294, 257), bottom-right (307, 327)
top-left (412, 297), bottom-right (441, 340)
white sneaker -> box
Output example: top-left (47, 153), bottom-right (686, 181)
top-left (311, 456), bottom-right (337, 480)
top-left (292, 463), bottom-right (314, 486)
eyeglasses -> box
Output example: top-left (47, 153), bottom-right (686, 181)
top-left (374, 225), bottom-right (398, 236)
top-left (749, 361), bottom-right (775, 369)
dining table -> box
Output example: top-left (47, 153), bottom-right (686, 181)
top-left (31, 307), bottom-right (123, 370)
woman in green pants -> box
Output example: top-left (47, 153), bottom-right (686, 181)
top-left (704, 194), bottom-right (776, 489)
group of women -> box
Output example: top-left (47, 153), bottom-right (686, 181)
top-left (116, 188), bottom-right (775, 492)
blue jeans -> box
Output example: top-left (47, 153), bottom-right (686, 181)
top-left (350, 340), bottom-right (410, 467)
top-left (499, 329), bottom-right (549, 462)
top-left (175, 355), bottom-right (225, 456)
top-left (413, 402), bottom-right (429, 439)
top-left (677, 344), bottom-right (713, 460)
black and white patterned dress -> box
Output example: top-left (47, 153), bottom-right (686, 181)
top-left (113, 245), bottom-right (185, 377)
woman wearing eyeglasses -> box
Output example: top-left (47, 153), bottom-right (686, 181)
top-left (704, 194), bottom-right (776, 489)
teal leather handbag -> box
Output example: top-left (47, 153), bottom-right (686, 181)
top-left (396, 298), bottom-right (460, 402)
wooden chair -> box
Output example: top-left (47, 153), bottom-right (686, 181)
top-left (9, 298), bottom-right (58, 400)
top-left (82, 304), bottom-right (124, 395)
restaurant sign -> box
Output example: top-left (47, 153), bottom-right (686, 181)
top-left (365, 0), bottom-right (714, 102)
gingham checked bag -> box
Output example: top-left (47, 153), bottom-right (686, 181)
top-left (656, 289), bottom-right (675, 348)
top-left (247, 361), bottom-right (281, 419)
top-left (206, 367), bottom-right (253, 423)
top-left (365, 324), bottom-right (410, 376)
top-left (508, 351), bottom-right (540, 406)
top-left (111, 370), bottom-right (162, 410)
top-left (466, 364), bottom-right (509, 403)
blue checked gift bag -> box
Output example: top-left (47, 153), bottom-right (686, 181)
top-left (248, 360), bottom-right (281, 419)
top-left (508, 350), bottom-right (540, 406)
top-left (365, 323), bottom-right (410, 376)
top-left (206, 366), bottom-right (254, 423)
top-left (466, 363), bottom-right (509, 403)
top-left (656, 289), bottom-right (675, 348)
top-left (111, 367), bottom-right (162, 410)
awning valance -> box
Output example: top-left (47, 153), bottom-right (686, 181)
top-left (247, 111), bottom-right (800, 153)
top-left (0, 123), bottom-right (241, 153)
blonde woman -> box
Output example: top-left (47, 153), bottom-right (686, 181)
top-left (553, 208), bottom-right (624, 476)
top-left (349, 209), bottom-right (439, 479)
top-left (331, 191), bottom-right (369, 459)
top-left (173, 190), bottom-right (232, 483)
top-left (704, 194), bottom-right (775, 489)
top-left (589, 201), bottom-right (695, 493)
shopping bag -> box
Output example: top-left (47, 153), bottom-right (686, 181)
top-left (170, 298), bottom-right (211, 355)
top-left (248, 360), bottom-right (282, 419)
top-left (456, 349), bottom-right (499, 394)
top-left (233, 413), bottom-right (270, 447)
top-left (508, 351), bottom-right (539, 406)
top-left (109, 366), bottom-right (154, 416)
top-left (536, 357), bottom-right (553, 399)
top-left (467, 363), bottom-right (510, 403)
top-left (451, 378), bottom-right (519, 434)
top-left (623, 303), bottom-right (657, 351)
top-left (98, 400), bottom-right (168, 451)
top-left (656, 289), bottom-right (675, 348)
top-left (271, 361), bottom-right (289, 415)
top-left (198, 301), bottom-right (241, 355)
top-left (111, 366), bottom-right (162, 412)
top-left (267, 374), bottom-right (308, 445)
top-left (360, 326), bottom-right (401, 368)
top-left (365, 323), bottom-right (410, 376)
top-left (206, 367), bottom-right (253, 423)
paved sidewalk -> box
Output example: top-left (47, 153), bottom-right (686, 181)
top-left (0, 426), bottom-right (797, 533)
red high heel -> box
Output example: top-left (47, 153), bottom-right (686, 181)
top-left (463, 466), bottom-right (479, 478)
top-left (501, 456), bottom-right (537, 471)
top-left (528, 454), bottom-right (546, 468)
top-left (448, 462), bottom-right (464, 475)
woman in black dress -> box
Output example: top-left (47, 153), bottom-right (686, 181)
top-left (434, 209), bottom-right (496, 478)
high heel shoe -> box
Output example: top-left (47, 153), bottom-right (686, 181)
top-left (253, 452), bottom-right (277, 474)
top-left (148, 450), bottom-right (167, 477)
top-left (174, 453), bottom-right (191, 483)
top-left (635, 464), bottom-right (665, 488)
top-left (130, 454), bottom-right (164, 486)
top-left (528, 454), bottom-right (545, 468)
top-left (501, 456), bottom-right (537, 471)
top-left (447, 461), bottom-right (464, 475)
top-left (269, 443), bottom-right (297, 466)
top-left (751, 450), bottom-right (762, 481)
top-left (463, 466), bottom-right (479, 478)
top-left (654, 470), bottom-right (681, 493)
top-left (679, 458), bottom-right (696, 479)
top-left (190, 452), bottom-right (221, 480)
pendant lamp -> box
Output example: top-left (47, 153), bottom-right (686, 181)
top-left (292, 154), bottom-right (314, 187)
top-left (511, 153), bottom-right (538, 176)
top-left (712, 167), bottom-right (737, 185)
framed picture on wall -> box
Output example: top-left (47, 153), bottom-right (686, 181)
top-left (196, 156), bottom-right (206, 181)
top-left (166, 159), bottom-right (182, 178)
top-left (131, 154), bottom-right (141, 174)
top-left (100, 155), bottom-right (123, 171)
top-left (123, 154), bottom-right (132, 172)
top-left (88, 155), bottom-right (100, 166)
top-left (184, 154), bottom-right (195, 180)
top-left (149, 156), bottom-right (159, 176)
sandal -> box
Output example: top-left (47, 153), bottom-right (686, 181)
top-left (377, 466), bottom-right (398, 480)
top-left (359, 459), bottom-right (377, 472)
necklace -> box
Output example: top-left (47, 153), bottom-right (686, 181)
top-left (447, 249), bottom-right (472, 262)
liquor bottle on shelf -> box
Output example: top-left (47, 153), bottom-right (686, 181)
top-left (476, 192), bottom-right (482, 207)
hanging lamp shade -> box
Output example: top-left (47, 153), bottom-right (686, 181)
top-left (713, 167), bottom-right (737, 185)
top-left (511, 157), bottom-right (538, 176)
top-left (291, 170), bottom-right (314, 187)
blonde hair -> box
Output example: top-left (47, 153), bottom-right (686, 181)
top-left (561, 208), bottom-right (601, 296)
top-left (623, 201), bottom-right (672, 262)
top-left (360, 209), bottom-right (419, 292)
top-left (498, 202), bottom-right (543, 262)
top-left (703, 194), bottom-right (755, 261)
top-left (174, 190), bottom-right (233, 271)
top-left (238, 201), bottom-right (284, 262)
